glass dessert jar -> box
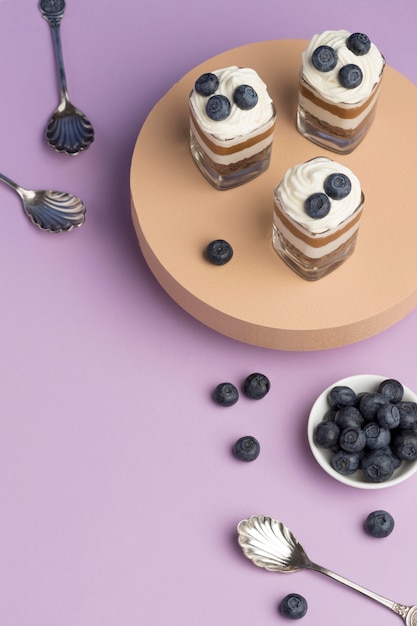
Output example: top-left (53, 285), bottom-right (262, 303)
top-left (297, 30), bottom-right (385, 154)
top-left (272, 157), bottom-right (365, 280)
top-left (189, 66), bottom-right (276, 189)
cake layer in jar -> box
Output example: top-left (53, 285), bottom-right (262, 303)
top-left (298, 76), bottom-right (382, 135)
top-left (189, 107), bottom-right (275, 166)
top-left (273, 198), bottom-right (363, 259)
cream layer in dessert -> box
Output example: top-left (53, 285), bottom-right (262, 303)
top-left (272, 157), bottom-right (364, 280)
top-left (297, 30), bottom-right (385, 152)
top-left (189, 66), bottom-right (276, 189)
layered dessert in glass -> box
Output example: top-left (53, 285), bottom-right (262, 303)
top-left (189, 66), bottom-right (276, 189)
top-left (272, 157), bottom-right (364, 280)
top-left (297, 30), bottom-right (385, 153)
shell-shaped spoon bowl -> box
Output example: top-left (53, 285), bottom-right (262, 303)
top-left (46, 98), bottom-right (94, 155)
top-left (237, 515), bottom-right (311, 572)
top-left (22, 187), bottom-right (86, 232)
top-left (0, 170), bottom-right (86, 232)
top-left (0, 171), bottom-right (86, 232)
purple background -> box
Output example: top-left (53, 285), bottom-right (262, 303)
top-left (1, 1), bottom-right (416, 624)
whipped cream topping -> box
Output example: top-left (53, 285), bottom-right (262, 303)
top-left (275, 157), bottom-right (362, 235)
top-left (302, 30), bottom-right (385, 105)
top-left (190, 66), bottom-right (275, 140)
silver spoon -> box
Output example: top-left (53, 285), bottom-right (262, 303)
top-left (39, 0), bottom-right (94, 155)
top-left (0, 172), bottom-right (86, 232)
top-left (237, 515), bottom-right (417, 625)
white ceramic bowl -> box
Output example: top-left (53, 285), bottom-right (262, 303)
top-left (307, 374), bottom-right (417, 489)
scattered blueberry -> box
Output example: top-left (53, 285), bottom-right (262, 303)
top-left (233, 84), bottom-right (258, 110)
top-left (378, 379), bottom-right (404, 404)
top-left (314, 420), bottom-right (340, 448)
top-left (364, 510), bottom-right (395, 538)
top-left (339, 64), bottom-right (363, 89)
top-left (328, 385), bottom-right (357, 409)
top-left (324, 173), bottom-right (352, 200)
top-left (346, 33), bottom-right (371, 56)
top-left (391, 430), bottom-right (417, 461)
top-left (279, 593), bottom-right (308, 619)
top-left (331, 449), bottom-right (361, 475)
top-left (377, 403), bottom-right (400, 430)
top-left (206, 94), bottom-right (231, 121)
top-left (243, 373), bottom-right (270, 400)
top-left (194, 72), bottom-right (219, 96)
top-left (213, 382), bottom-right (239, 407)
top-left (304, 193), bottom-right (331, 219)
top-left (206, 239), bottom-right (233, 265)
top-left (311, 45), bottom-right (338, 72)
top-left (233, 435), bottom-right (260, 461)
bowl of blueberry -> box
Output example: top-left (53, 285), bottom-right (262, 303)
top-left (307, 375), bottom-right (417, 489)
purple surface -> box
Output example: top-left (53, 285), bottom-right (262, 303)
top-left (1, 1), bottom-right (416, 624)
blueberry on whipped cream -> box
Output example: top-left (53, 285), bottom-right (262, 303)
top-left (304, 193), bottom-right (331, 219)
top-left (339, 63), bottom-right (363, 89)
top-left (233, 84), bottom-right (258, 110)
top-left (311, 45), bottom-right (338, 72)
top-left (194, 72), bottom-right (219, 96)
top-left (346, 32), bottom-right (371, 56)
top-left (324, 172), bottom-right (352, 199)
top-left (206, 94), bottom-right (231, 121)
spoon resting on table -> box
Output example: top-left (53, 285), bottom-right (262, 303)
top-left (0, 172), bottom-right (86, 232)
top-left (237, 515), bottom-right (417, 625)
top-left (39, 0), bottom-right (94, 155)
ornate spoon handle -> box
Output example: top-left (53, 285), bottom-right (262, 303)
top-left (39, 0), bottom-right (68, 100)
top-left (310, 562), bottom-right (417, 625)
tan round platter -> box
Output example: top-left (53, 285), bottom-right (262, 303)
top-left (130, 40), bottom-right (417, 351)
